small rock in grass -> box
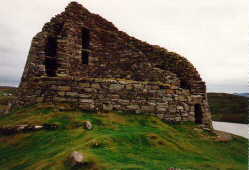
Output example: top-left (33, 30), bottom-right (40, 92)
top-left (69, 151), bottom-right (84, 167)
top-left (84, 121), bottom-right (92, 130)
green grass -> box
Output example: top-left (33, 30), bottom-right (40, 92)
top-left (207, 93), bottom-right (248, 124)
top-left (0, 104), bottom-right (248, 170)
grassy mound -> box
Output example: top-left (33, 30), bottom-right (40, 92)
top-left (0, 104), bottom-right (247, 170)
top-left (207, 93), bottom-right (248, 124)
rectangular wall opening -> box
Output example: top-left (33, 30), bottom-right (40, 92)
top-left (45, 37), bottom-right (57, 57)
top-left (44, 37), bottom-right (58, 77)
top-left (81, 28), bottom-right (90, 64)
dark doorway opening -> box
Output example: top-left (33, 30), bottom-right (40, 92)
top-left (81, 28), bottom-right (90, 64)
top-left (44, 37), bottom-right (58, 77)
top-left (194, 104), bottom-right (203, 124)
top-left (82, 51), bottom-right (89, 64)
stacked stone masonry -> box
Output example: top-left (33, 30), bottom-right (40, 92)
top-left (17, 77), bottom-right (211, 127)
top-left (16, 2), bottom-right (212, 128)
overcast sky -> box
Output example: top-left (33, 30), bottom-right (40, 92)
top-left (0, 0), bottom-right (248, 93)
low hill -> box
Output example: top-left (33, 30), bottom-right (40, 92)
top-left (207, 93), bottom-right (248, 124)
top-left (233, 93), bottom-right (249, 98)
top-left (0, 86), bottom-right (16, 114)
top-left (0, 104), bottom-right (247, 170)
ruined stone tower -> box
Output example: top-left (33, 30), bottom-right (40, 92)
top-left (16, 2), bottom-right (212, 127)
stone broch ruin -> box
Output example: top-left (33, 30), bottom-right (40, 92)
top-left (16, 2), bottom-right (212, 127)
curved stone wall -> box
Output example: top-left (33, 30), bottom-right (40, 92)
top-left (16, 77), bottom-right (212, 127)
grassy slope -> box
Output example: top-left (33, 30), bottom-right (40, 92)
top-left (0, 104), bottom-right (247, 170)
top-left (207, 93), bottom-right (248, 124)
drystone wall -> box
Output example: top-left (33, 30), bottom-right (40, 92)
top-left (16, 77), bottom-right (211, 126)
top-left (16, 2), bottom-right (213, 128)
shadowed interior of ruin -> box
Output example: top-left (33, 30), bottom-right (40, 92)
top-left (44, 37), bottom-right (58, 77)
top-left (81, 28), bottom-right (90, 64)
top-left (195, 104), bottom-right (203, 124)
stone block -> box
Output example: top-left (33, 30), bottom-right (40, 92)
top-left (162, 97), bottom-right (172, 102)
top-left (151, 85), bottom-right (160, 90)
top-left (133, 84), bottom-right (143, 89)
top-left (191, 95), bottom-right (203, 104)
top-left (54, 97), bottom-right (67, 102)
top-left (80, 99), bottom-right (94, 103)
top-left (36, 97), bottom-right (44, 103)
top-left (91, 83), bottom-right (101, 89)
top-left (79, 83), bottom-right (90, 88)
top-left (177, 106), bottom-right (184, 111)
top-left (126, 84), bottom-right (133, 90)
top-left (126, 105), bottom-right (140, 111)
top-left (111, 95), bottom-right (120, 99)
top-left (79, 94), bottom-right (91, 98)
top-left (141, 106), bottom-right (155, 112)
top-left (58, 86), bottom-right (71, 91)
top-left (165, 89), bottom-right (174, 94)
top-left (157, 103), bottom-right (168, 107)
top-left (148, 102), bottom-right (157, 106)
top-left (175, 117), bottom-right (181, 121)
top-left (103, 103), bottom-right (113, 111)
top-left (118, 99), bottom-right (130, 105)
top-left (109, 84), bottom-right (124, 91)
top-left (79, 103), bottom-right (95, 111)
top-left (58, 91), bottom-right (65, 96)
top-left (169, 105), bottom-right (177, 113)
top-left (66, 92), bottom-right (78, 97)
top-left (83, 88), bottom-right (94, 93)
top-left (156, 106), bottom-right (167, 112)
top-left (113, 105), bottom-right (121, 110)
top-left (176, 96), bottom-right (187, 102)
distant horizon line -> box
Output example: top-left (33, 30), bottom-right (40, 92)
top-left (0, 82), bottom-right (247, 94)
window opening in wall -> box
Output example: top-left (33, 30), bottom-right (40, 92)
top-left (180, 80), bottom-right (190, 89)
top-left (44, 37), bottom-right (58, 77)
top-left (194, 104), bottom-right (203, 124)
top-left (81, 27), bottom-right (90, 64)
